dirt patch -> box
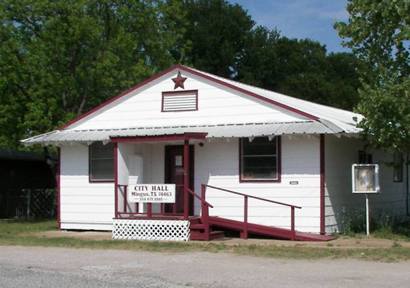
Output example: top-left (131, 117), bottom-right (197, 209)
top-left (214, 236), bottom-right (410, 249)
top-left (35, 230), bottom-right (410, 249)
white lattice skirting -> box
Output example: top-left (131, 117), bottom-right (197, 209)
top-left (112, 219), bottom-right (190, 241)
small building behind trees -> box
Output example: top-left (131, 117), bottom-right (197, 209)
top-left (0, 150), bottom-right (56, 218)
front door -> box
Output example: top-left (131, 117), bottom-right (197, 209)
top-left (164, 145), bottom-right (194, 215)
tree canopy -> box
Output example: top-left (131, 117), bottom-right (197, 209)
top-left (0, 0), bottom-right (364, 150)
top-left (0, 0), bottom-right (189, 148)
top-left (237, 32), bottom-right (363, 110)
top-left (336, 0), bottom-right (410, 153)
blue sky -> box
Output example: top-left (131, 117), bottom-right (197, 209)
top-left (229, 0), bottom-right (350, 53)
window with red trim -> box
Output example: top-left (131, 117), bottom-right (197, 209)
top-left (162, 90), bottom-right (198, 112)
top-left (240, 137), bottom-right (280, 182)
top-left (89, 142), bottom-right (114, 182)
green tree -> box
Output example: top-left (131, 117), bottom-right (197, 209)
top-left (237, 31), bottom-right (362, 110)
top-left (183, 0), bottom-right (255, 77)
top-left (336, 0), bottom-right (410, 152)
top-left (0, 0), bottom-right (189, 149)
top-left (236, 26), bottom-right (281, 89)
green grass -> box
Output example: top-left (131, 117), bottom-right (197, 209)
top-left (341, 220), bottom-right (410, 242)
top-left (371, 224), bottom-right (410, 242)
top-left (1, 219), bottom-right (410, 262)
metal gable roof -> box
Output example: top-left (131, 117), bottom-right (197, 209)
top-left (21, 64), bottom-right (363, 145)
top-left (21, 121), bottom-right (344, 145)
top-left (186, 66), bottom-right (363, 134)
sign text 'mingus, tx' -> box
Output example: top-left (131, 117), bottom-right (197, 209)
top-left (127, 184), bottom-right (176, 203)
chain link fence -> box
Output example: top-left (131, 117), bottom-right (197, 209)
top-left (1, 188), bottom-right (56, 219)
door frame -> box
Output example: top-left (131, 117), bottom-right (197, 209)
top-left (164, 145), bottom-right (195, 215)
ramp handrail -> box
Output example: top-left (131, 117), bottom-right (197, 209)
top-left (186, 188), bottom-right (214, 208)
top-left (203, 184), bottom-right (302, 240)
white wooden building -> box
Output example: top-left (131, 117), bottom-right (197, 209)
top-left (22, 65), bottom-right (409, 241)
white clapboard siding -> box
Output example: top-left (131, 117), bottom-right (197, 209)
top-left (195, 135), bottom-right (321, 233)
top-left (60, 144), bottom-right (114, 230)
top-left (324, 135), bottom-right (408, 233)
top-left (68, 72), bottom-right (305, 130)
top-left (60, 136), bottom-right (322, 232)
top-left (60, 135), bottom-right (407, 233)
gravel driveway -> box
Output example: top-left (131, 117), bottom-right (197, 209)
top-left (0, 246), bottom-right (409, 288)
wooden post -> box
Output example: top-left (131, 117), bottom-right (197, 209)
top-left (147, 203), bottom-right (153, 218)
top-left (123, 185), bottom-right (127, 213)
top-left (201, 184), bottom-right (210, 240)
top-left (26, 189), bottom-right (31, 218)
top-left (183, 139), bottom-right (189, 219)
top-left (365, 194), bottom-right (370, 236)
top-left (241, 196), bottom-right (248, 239)
top-left (114, 143), bottom-right (118, 218)
top-left (56, 147), bottom-right (61, 229)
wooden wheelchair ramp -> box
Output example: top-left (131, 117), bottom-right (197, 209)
top-left (189, 184), bottom-right (333, 242)
top-left (207, 216), bottom-right (333, 241)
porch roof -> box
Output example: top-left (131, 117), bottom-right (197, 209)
top-left (22, 119), bottom-right (346, 145)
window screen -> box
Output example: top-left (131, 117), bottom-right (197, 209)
top-left (89, 142), bottom-right (114, 181)
top-left (240, 137), bottom-right (279, 181)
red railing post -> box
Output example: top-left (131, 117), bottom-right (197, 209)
top-left (291, 206), bottom-right (295, 241)
top-left (241, 196), bottom-right (248, 239)
top-left (204, 184), bottom-right (302, 241)
top-left (123, 185), bottom-right (127, 213)
top-left (183, 139), bottom-right (190, 219)
top-left (147, 203), bottom-right (152, 218)
top-left (201, 184), bottom-right (210, 240)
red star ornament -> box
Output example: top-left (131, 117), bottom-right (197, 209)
top-left (172, 71), bottom-right (187, 89)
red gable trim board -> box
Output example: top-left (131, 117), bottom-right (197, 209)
top-left (60, 64), bottom-right (319, 130)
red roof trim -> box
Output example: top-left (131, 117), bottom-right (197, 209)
top-left (177, 65), bottom-right (318, 121)
top-left (60, 65), bottom-right (182, 129)
top-left (61, 64), bottom-right (318, 130)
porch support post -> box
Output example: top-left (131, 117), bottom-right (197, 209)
top-left (183, 138), bottom-right (190, 219)
top-left (320, 134), bottom-right (325, 235)
top-left (114, 142), bottom-right (118, 219)
top-left (56, 147), bottom-right (61, 229)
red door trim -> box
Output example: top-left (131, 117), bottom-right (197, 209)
top-left (164, 145), bottom-right (195, 216)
